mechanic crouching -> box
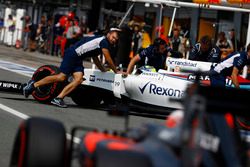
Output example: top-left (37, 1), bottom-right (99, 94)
top-left (23, 28), bottom-right (123, 108)
top-left (126, 38), bottom-right (175, 74)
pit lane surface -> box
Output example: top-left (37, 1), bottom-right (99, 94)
top-left (0, 61), bottom-right (164, 166)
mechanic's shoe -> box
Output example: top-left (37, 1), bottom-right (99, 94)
top-left (23, 80), bottom-right (35, 98)
top-left (51, 98), bottom-right (68, 108)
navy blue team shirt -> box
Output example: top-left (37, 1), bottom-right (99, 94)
top-left (60, 35), bottom-right (110, 75)
top-left (139, 45), bottom-right (172, 71)
top-left (210, 51), bottom-right (249, 87)
top-left (189, 43), bottom-right (221, 63)
top-left (213, 51), bottom-right (248, 77)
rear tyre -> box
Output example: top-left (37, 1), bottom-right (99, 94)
top-left (9, 117), bottom-right (67, 167)
top-left (71, 86), bottom-right (103, 107)
top-left (31, 65), bottom-right (64, 103)
top-left (71, 86), bottom-right (114, 107)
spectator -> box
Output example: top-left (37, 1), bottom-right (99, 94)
top-left (131, 24), bottom-right (142, 57)
top-left (37, 16), bottom-right (48, 53)
top-left (189, 35), bottom-right (221, 63)
top-left (53, 19), bottom-right (65, 57)
top-left (22, 16), bottom-right (32, 51)
top-left (141, 28), bottom-right (151, 49)
top-left (28, 21), bottom-right (37, 52)
top-left (6, 14), bottom-right (15, 46)
top-left (126, 38), bottom-right (172, 74)
top-left (169, 28), bottom-right (185, 58)
top-left (23, 28), bottom-right (123, 108)
top-left (156, 25), bottom-right (169, 44)
top-left (64, 19), bottom-right (81, 50)
top-left (0, 17), bottom-right (3, 29)
top-left (44, 17), bottom-right (53, 54)
top-left (228, 29), bottom-right (242, 52)
top-left (209, 43), bottom-right (250, 88)
top-left (216, 31), bottom-right (234, 59)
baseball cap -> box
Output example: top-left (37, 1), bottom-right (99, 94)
top-left (109, 27), bottom-right (122, 33)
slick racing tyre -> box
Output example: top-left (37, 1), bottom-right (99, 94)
top-left (31, 65), bottom-right (64, 103)
top-left (9, 117), bottom-right (66, 167)
top-left (70, 85), bottom-right (103, 107)
top-left (70, 85), bottom-right (114, 107)
top-left (236, 116), bottom-right (250, 131)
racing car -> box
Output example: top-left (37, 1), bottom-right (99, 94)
top-left (28, 57), bottom-right (250, 113)
top-left (9, 83), bottom-right (250, 167)
top-left (1, 58), bottom-right (250, 116)
top-left (11, 64), bottom-right (189, 115)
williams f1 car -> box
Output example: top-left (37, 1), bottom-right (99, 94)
top-left (1, 58), bottom-right (250, 116)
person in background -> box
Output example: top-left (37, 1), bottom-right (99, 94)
top-left (22, 15), bottom-right (31, 51)
top-left (131, 24), bottom-right (142, 57)
top-left (0, 18), bottom-right (3, 28)
top-left (169, 28), bottom-right (185, 58)
top-left (156, 25), bottom-right (168, 44)
top-left (216, 31), bottom-right (234, 59)
top-left (23, 28), bottom-right (123, 108)
top-left (64, 19), bottom-right (81, 50)
top-left (189, 35), bottom-right (221, 63)
top-left (6, 14), bottom-right (15, 46)
top-left (36, 16), bottom-right (48, 53)
top-left (228, 29), bottom-right (242, 52)
top-left (116, 24), bottom-right (133, 68)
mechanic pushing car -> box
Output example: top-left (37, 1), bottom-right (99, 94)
top-left (189, 35), bottom-right (221, 63)
top-left (126, 38), bottom-right (173, 74)
top-left (23, 28), bottom-right (123, 108)
top-left (209, 43), bottom-right (250, 88)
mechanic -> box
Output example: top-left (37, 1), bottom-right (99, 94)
top-left (126, 38), bottom-right (173, 74)
top-left (23, 28), bottom-right (122, 108)
top-left (189, 35), bottom-right (221, 63)
top-left (209, 43), bottom-right (250, 88)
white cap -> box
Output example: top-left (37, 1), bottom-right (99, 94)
top-left (109, 27), bottom-right (122, 32)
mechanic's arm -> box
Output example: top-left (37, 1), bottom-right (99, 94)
top-left (231, 67), bottom-right (240, 88)
top-left (92, 56), bottom-right (106, 72)
top-left (126, 55), bottom-right (141, 74)
top-left (102, 48), bottom-right (118, 73)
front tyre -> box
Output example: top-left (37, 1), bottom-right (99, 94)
top-left (9, 117), bottom-right (67, 167)
top-left (31, 65), bottom-right (64, 103)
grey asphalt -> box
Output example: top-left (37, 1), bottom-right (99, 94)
top-left (0, 45), bottom-right (164, 167)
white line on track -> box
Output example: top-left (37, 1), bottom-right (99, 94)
top-left (0, 60), bottom-right (35, 77)
top-left (0, 60), bottom-right (80, 144)
top-left (0, 103), bottom-right (80, 144)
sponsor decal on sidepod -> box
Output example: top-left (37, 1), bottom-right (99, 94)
top-left (139, 82), bottom-right (184, 98)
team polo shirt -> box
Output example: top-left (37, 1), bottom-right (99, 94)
top-left (60, 35), bottom-right (110, 75)
top-left (213, 51), bottom-right (248, 77)
top-left (71, 35), bottom-right (110, 59)
top-left (139, 45), bottom-right (171, 71)
top-left (189, 43), bottom-right (221, 63)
